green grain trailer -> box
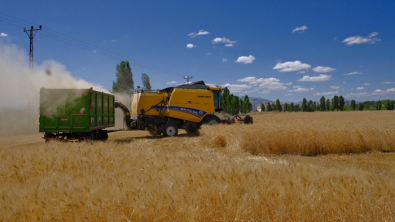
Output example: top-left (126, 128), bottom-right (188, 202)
top-left (39, 88), bottom-right (115, 141)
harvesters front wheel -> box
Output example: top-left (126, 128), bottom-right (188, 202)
top-left (162, 123), bottom-right (178, 137)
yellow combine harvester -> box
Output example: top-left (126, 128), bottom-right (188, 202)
top-left (116, 81), bottom-right (253, 137)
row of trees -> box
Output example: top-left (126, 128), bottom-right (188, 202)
top-left (221, 88), bottom-right (252, 115)
top-left (356, 100), bottom-right (395, 111)
top-left (112, 60), bottom-right (152, 93)
top-left (260, 95), bottom-right (395, 112)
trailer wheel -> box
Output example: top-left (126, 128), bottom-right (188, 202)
top-left (100, 130), bottom-right (108, 140)
top-left (202, 114), bottom-right (220, 125)
top-left (162, 123), bottom-right (178, 137)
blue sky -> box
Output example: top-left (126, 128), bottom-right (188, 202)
top-left (1, 0), bottom-right (395, 102)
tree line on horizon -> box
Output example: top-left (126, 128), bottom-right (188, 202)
top-left (260, 95), bottom-right (395, 112)
top-left (110, 63), bottom-right (394, 113)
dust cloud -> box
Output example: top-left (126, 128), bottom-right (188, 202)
top-left (0, 43), bottom-right (108, 136)
top-left (113, 93), bottom-right (132, 129)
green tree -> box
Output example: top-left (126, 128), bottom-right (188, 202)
top-left (267, 102), bottom-right (273, 111)
top-left (332, 96), bottom-right (339, 111)
top-left (275, 99), bottom-right (282, 112)
top-left (326, 99), bottom-right (330, 111)
top-left (240, 100), bottom-right (246, 113)
top-left (260, 103), bottom-right (265, 112)
top-left (376, 100), bottom-right (382, 110)
top-left (351, 100), bottom-right (356, 111)
top-left (112, 61), bottom-right (134, 94)
top-left (141, 73), bottom-right (152, 91)
top-left (220, 87), bottom-right (230, 113)
top-left (302, 98), bottom-right (307, 112)
top-left (230, 96), bottom-right (240, 115)
top-left (294, 104), bottom-right (300, 112)
top-left (307, 100), bottom-right (313, 112)
top-left (284, 103), bottom-right (288, 112)
top-left (339, 95), bottom-right (345, 111)
top-left (358, 103), bottom-right (364, 111)
top-left (290, 102), bottom-right (294, 112)
top-left (320, 96), bottom-right (326, 111)
top-left (243, 95), bottom-right (251, 113)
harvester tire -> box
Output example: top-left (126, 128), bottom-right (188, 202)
top-left (185, 126), bottom-right (200, 135)
top-left (202, 114), bottom-right (220, 125)
top-left (162, 123), bottom-right (178, 137)
top-left (149, 129), bottom-right (162, 136)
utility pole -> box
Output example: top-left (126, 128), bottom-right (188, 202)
top-left (23, 25), bottom-right (42, 131)
top-left (184, 75), bottom-right (193, 84)
top-left (24, 25), bottom-right (42, 70)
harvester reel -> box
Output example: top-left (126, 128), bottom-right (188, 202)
top-left (162, 122), bottom-right (178, 137)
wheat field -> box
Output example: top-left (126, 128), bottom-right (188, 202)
top-left (1, 111), bottom-right (395, 221)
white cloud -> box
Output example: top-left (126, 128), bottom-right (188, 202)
top-left (298, 74), bottom-right (331, 82)
top-left (346, 92), bottom-right (371, 98)
top-left (237, 76), bottom-right (288, 91)
top-left (314, 91), bottom-right (338, 96)
top-left (290, 86), bottom-right (314, 93)
top-left (188, 30), bottom-right (210, 38)
top-left (298, 70), bottom-right (306, 74)
top-left (342, 32), bottom-right (380, 45)
top-left (186, 44), bottom-right (195, 48)
top-left (356, 87), bottom-right (364, 90)
top-left (312, 66), bottom-right (336, 73)
top-left (222, 58), bottom-right (227, 62)
top-left (221, 83), bottom-right (250, 93)
top-left (344, 71), bottom-right (362, 76)
top-left (330, 86), bottom-right (340, 89)
top-left (372, 88), bottom-right (395, 95)
top-left (292, 25), bottom-right (307, 33)
top-left (224, 44), bottom-right (234, 47)
top-left (235, 55), bottom-right (255, 64)
top-left (212, 37), bottom-right (237, 44)
top-left (273, 60), bottom-right (311, 72)
top-left (0, 32), bottom-right (8, 37)
top-left (166, 81), bottom-right (178, 84)
top-left (363, 83), bottom-right (370, 86)
top-left (382, 81), bottom-right (394, 84)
